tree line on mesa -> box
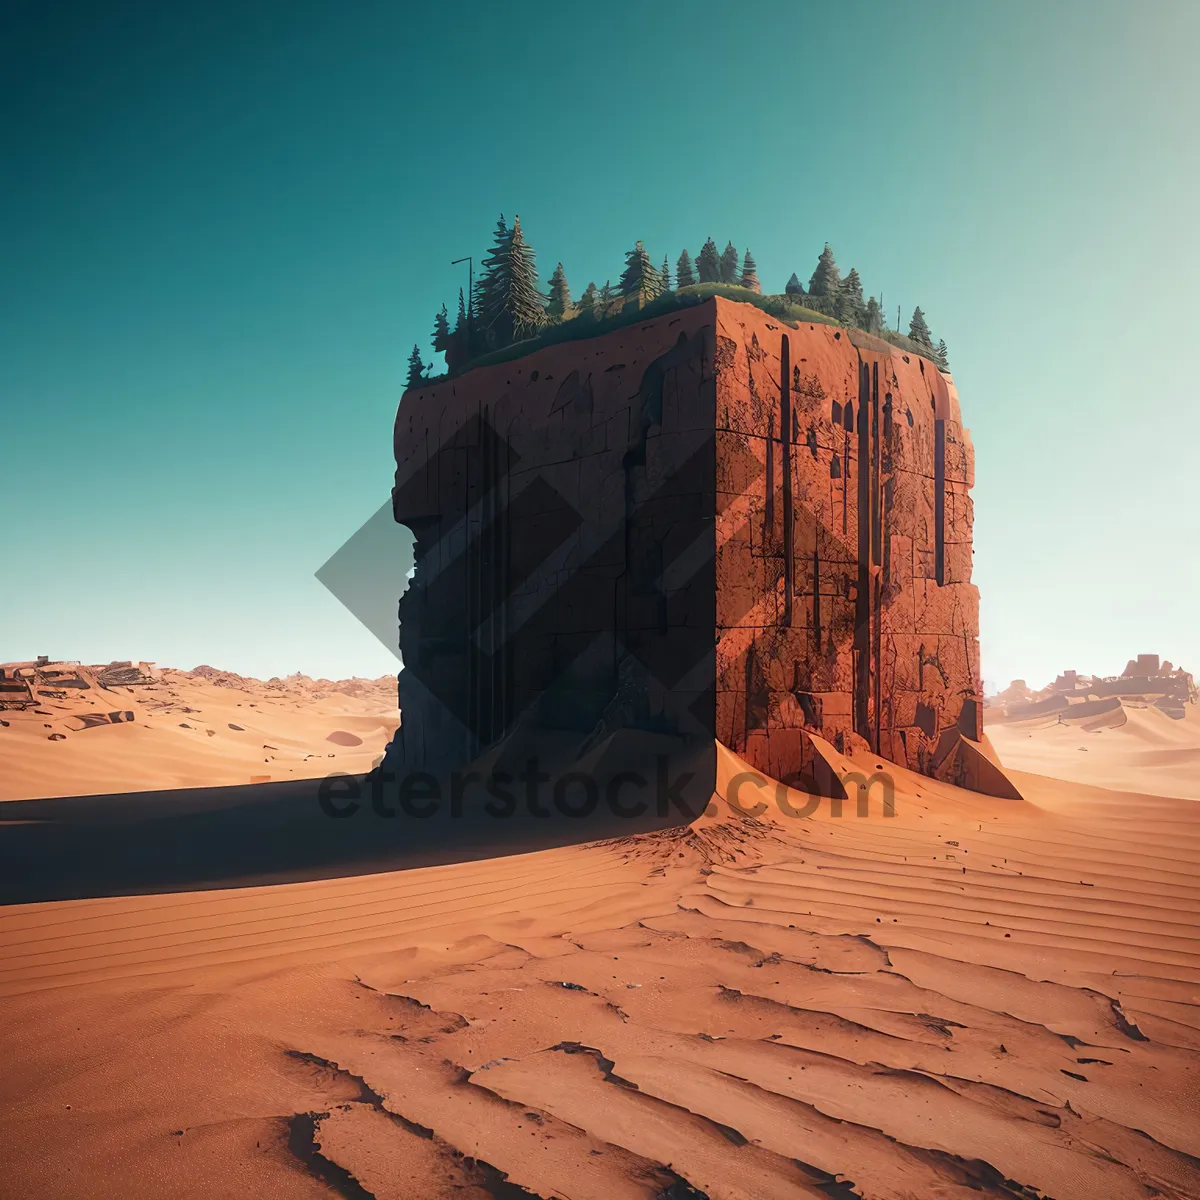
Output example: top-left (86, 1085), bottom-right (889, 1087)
top-left (406, 216), bottom-right (948, 387)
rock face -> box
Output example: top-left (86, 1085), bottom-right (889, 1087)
top-left (709, 301), bottom-right (981, 787)
top-left (390, 297), bottom-right (999, 796)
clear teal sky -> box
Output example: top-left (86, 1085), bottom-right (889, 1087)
top-left (2, 0), bottom-right (1196, 689)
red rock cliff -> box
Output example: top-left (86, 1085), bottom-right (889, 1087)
top-left (709, 300), bottom-right (989, 790)
top-left (391, 297), bottom-right (1004, 797)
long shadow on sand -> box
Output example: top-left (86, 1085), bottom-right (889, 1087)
top-left (0, 766), bottom-right (704, 905)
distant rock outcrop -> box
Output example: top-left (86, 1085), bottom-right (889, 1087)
top-left (0, 659), bottom-right (396, 709)
top-left (990, 656), bottom-right (1196, 722)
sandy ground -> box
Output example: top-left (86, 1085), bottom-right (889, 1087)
top-left (2, 740), bottom-right (1198, 1199)
top-left (0, 667), bottom-right (399, 800)
top-left (987, 700), bottom-right (1200, 802)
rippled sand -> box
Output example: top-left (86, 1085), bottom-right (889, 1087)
top-left (2, 744), bottom-right (1197, 1199)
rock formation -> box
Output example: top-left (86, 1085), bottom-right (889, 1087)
top-left (995, 656), bottom-right (1196, 722)
top-left (388, 297), bottom-right (1010, 798)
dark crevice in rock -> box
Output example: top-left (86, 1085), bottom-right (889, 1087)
top-left (549, 1041), bottom-right (642, 1090)
top-left (654, 1178), bottom-right (711, 1199)
top-left (283, 1050), bottom-right (381, 1106)
top-left (285, 1111), bottom-right (376, 1200)
top-left (1110, 1001), bottom-right (1150, 1042)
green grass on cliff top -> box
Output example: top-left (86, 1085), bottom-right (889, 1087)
top-left (437, 284), bottom-right (939, 381)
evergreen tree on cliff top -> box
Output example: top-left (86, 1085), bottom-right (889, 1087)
top-left (600, 279), bottom-right (614, 305)
top-left (676, 249), bottom-right (697, 289)
top-left (740, 249), bottom-right (761, 294)
top-left (405, 344), bottom-right (426, 390)
top-left (504, 216), bottom-right (546, 337)
top-left (934, 338), bottom-right (950, 369)
top-left (446, 288), bottom-right (469, 372)
top-left (473, 214), bottom-right (510, 336)
top-left (835, 268), bottom-right (864, 326)
top-left (477, 214), bottom-right (545, 345)
top-left (546, 262), bottom-right (571, 319)
top-left (908, 306), bottom-right (933, 349)
top-left (578, 281), bottom-right (599, 318)
top-left (618, 240), bottom-right (663, 301)
top-left (808, 243), bottom-right (841, 298)
top-left (719, 241), bottom-right (739, 285)
top-left (696, 238), bottom-right (721, 284)
top-left (785, 271), bottom-right (805, 296)
top-left (431, 303), bottom-right (451, 353)
top-left (863, 295), bottom-right (883, 335)
top-left (661, 255), bottom-right (671, 292)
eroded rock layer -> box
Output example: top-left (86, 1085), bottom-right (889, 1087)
top-left (710, 301), bottom-right (981, 784)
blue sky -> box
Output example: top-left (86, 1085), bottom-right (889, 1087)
top-left (2, 0), bottom-right (1196, 688)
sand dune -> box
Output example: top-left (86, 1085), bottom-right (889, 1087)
top-left (987, 701), bottom-right (1200, 801)
top-left (2, 743), bottom-right (1198, 1199)
top-left (0, 665), bottom-right (399, 800)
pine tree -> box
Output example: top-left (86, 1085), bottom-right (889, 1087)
top-left (676, 249), bottom-right (697, 289)
top-left (661, 255), bottom-right (671, 292)
top-left (835, 267), bottom-right (864, 327)
top-left (473, 214), bottom-right (510, 342)
top-left (505, 216), bottom-right (546, 338)
top-left (477, 214), bottom-right (545, 346)
top-left (546, 262), bottom-right (571, 319)
top-left (696, 238), bottom-right (721, 284)
top-left (863, 295), bottom-right (883, 335)
top-left (934, 338), bottom-right (950, 369)
top-left (808, 243), bottom-right (841, 298)
top-left (908, 306), bottom-right (933, 349)
top-left (446, 288), bottom-right (469, 372)
top-left (719, 241), bottom-right (739, 285)
top-left (785, 272), bottom-right (805, 296)
top-left (740, 249), bottom-right (761, 293)
top-left (618, 240), bottom-right (663, 301)
top-left (578, 281), bottom-right (599, 318)
top-left (405, 344), bottom-right (425, 390)
top-left (432, 303), bottom-right (451, 353)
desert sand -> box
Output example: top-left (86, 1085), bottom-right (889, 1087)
top-left (2, 736), bottom-right (1198, 1199)
top-left (987, 699), bottom-right (1200, 802)
top-left (0, 664), bottom-right (399, 801)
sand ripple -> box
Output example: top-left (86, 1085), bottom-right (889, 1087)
top-left (2, 746), bottom-right (1198, 1198)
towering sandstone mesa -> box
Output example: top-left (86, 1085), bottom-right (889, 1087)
top-left (391, 297), bottom-right (1016, 799)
